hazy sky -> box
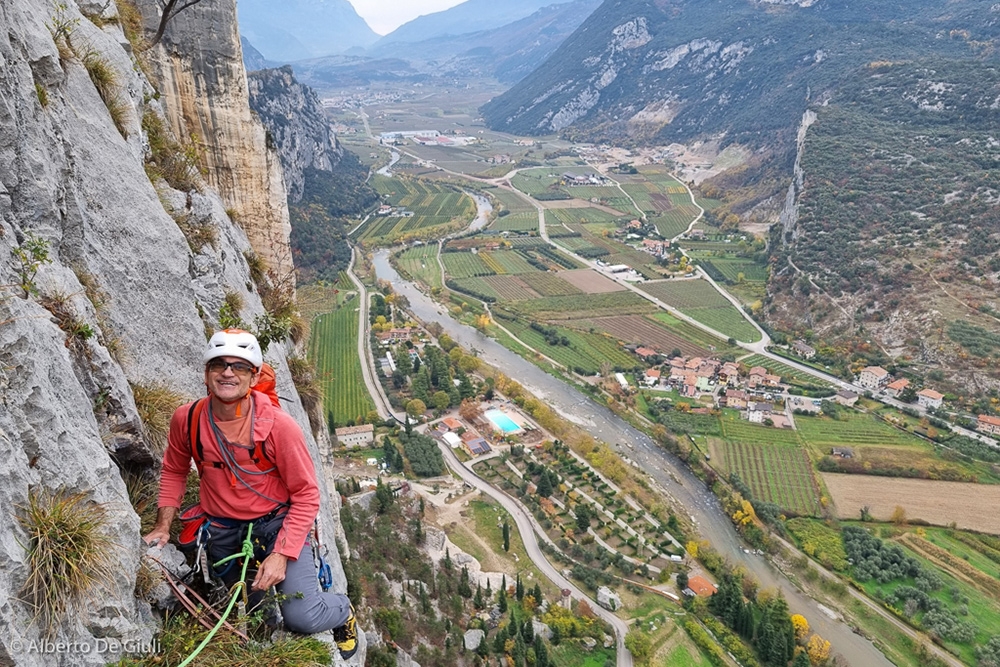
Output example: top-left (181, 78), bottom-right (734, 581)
top-left (348, 0), bottom-right (466, 35)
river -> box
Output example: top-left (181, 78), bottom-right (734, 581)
top-left (373, 250), bottom-right (893, 667)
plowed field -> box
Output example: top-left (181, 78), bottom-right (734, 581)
top-left (559, 269), bottom-right (626, 294)
top-left (587, 315), bottom-right (710, 358)
top-left (822, 473), bottom-right (1000, 533)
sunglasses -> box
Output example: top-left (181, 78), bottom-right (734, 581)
top-left (206, 359), bottom-right (257, 375)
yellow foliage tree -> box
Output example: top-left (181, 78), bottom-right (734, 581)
top-left (791, 614), bottom-right (810, 643)
top-left (806, 634), bottom-right (831, 665)
top-left (686, 540), bottom-right (700, 559)
top-left (732, 499), bottom-right (756, 526)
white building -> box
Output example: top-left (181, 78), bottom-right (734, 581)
top-left (335, 424), bottom-right (375, 449)
top-left (442, 432), bottom-right (463, 449)
top-left (857, 366), bottom-right (889, 391)
top-left (916, 388), bottom-right (944, 410)
top-left (614, 372), bottom-right (630, 391)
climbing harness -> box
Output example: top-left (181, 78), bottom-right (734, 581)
top-left (175, 522), bottom-right (256, 667)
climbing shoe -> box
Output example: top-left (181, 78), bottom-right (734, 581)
top-left (332, 605), bottom-right (357, 660)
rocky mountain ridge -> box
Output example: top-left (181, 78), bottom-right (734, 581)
top-left (0, 0), bottom-right (360, 663)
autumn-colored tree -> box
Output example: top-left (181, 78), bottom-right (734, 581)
top-left (459, 398), bottom-right (483, 422)
top-left (732, 499), bottom-right (756, 526)
top-left (891, 505), bottom-right (907, 526)
top-left (806, 634), bottom-right (831, 665)
top-left (405, 399), bottom-right (426, 416)
top-left (791, 614), bottom-right (810, 643)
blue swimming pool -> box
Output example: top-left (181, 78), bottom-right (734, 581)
top-left (485, 409), bottom-right (522, 434)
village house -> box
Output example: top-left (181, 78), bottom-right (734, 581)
top-left (724, 390), bottom-right (748, 410)
top-left (719, 362), bottom-right (740, 385)
top-left (635, 346), bottom-right (659, 361)
top-left (884, 378), bottom-right (910, 399)
top-left (857, 365), bottom-right (890, 390)
top-left (792, 340), bottom-right (816, 359)
top-left (833, 390), bottom-right (859, 407)
top-left (335, 424), bottom-right (375, 449)
top-left (977, 414), bottom-right (1000, 436)
top-left (916, 388), bottom-right (944, 410)
top-left (747, 402), bottom-right (774, 424)
top-left (644, 368), bottom-right (662, 386)
top-left (375, 327), bottom-right (413, 344)
top-left (685, 357), bottom-right (704, 371)
top-left (642, 239), bottom-right (665, 255)
top-left (683, 575), bottom-right (717, 598)
top-left (763, 373), bottom-right (782, 387)
top-left (627, 219), bottom-right (643, 230)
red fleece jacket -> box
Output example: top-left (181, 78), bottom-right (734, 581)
top-left (157, 391), bottom-right (320, 559)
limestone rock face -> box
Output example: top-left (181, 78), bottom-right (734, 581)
top-left (140, 0), bottom-right (294, 281)
top-left (0, 0), bottom-right (357, 663)
top-left (247, 65), bottom-right (344, 204)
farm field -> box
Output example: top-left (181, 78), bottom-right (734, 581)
top-left (639, 279), bottom-right (761, 343)
top-left (498, 318), bottom-right (642, 374)
top-left (393, 244), bottom-right (442, 289)
top-left (481, 275), bottom-right (539, 301)
top-left (716, 438), bottom-right (822, 516)
top-left (822, 474), bottom-right (1000, 533)
top-left (441, 251), bottom-right (493, 278)
top-left (502, 291), bottom-right (657, 321)
top-left (558, 269), bottom-right (626, 294)
top-left (795, 413), bottom-right (921, 449)
top-left (480, 250), bottom-right (537, 274)
top-left (490, 187), bottom-right (537, 214)
top-left (547, 207), bottom-right (621, 224)
top-left (491, 212), bottom-right (537, 232)
top-left (585, 315), bottom-right (712, 359)
top-left (309, 305), bottom-right (375, 426)
top-left (517, 272), bottom-right (583, 297)
top-left (648, 312), bottom-right (735, 354)
top-left (698, 257), bottom-right (769, 284)
top-left (737, 354), bottom-right (833, 386)
top-left (354, 175), bottom-right (475, 244)
top-left (650, 209), bottom-right (698, 238)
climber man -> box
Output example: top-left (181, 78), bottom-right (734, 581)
top-left (143, 329), bottom-right (356, 658)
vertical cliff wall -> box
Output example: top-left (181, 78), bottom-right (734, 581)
top-left (0, 0), bottom-right (357, 663)
top-left (140, 0), bottom-right (295, 281)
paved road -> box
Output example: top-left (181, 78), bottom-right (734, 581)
top-left (432, 434), bottom-right (634, 667)
top-left (345, 248), bottom-right (397, 421)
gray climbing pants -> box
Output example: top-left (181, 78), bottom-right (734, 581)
top-left (205, 511), bottom-right (352, 634)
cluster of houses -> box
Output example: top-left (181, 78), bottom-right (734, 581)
top-left (634, 354), bottom-right (792, 427)
top-left (561, 171), bottom-right (608, 186)
top-left (857, 365), bottom-right (945, 409)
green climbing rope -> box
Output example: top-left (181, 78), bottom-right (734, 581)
top-left (176, 522), bottom-right (255, 667)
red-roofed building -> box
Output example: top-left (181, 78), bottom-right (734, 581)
top-left (749, 366), bottom-right (767, 378)
top-left (644, 369), bottom-right (662, 386)
top-left (858, 365), bottom-right (890, 390)
top-left (635, 347), bottom-right (659, 359)
top-left (684, 575), bottom-right (717, 597)
top-left (441, 417), bottom-right (463, 431)
top-left (884, 378), bottom-right (910, 398)
top-left (977, 414), bottom-right (1000, 436)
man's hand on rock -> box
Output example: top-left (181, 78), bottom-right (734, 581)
top-left (253, 552), bottom-right (288, 591)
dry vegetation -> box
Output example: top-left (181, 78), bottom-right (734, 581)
top-left (822, 473), bottom-right (1000, 533)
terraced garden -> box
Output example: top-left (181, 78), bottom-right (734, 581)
top-left (639, 279), bottom-right (760, 342)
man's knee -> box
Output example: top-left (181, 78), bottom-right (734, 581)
top-left (281, 594), bottom-right (333, 634)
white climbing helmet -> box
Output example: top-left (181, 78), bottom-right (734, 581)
top-left (204, 329), bottom-right (263, 370)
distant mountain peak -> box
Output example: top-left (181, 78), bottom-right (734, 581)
top-left (238, 0), bottom-right (378, 63)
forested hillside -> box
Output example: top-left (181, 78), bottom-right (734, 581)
top-left (768, 59), bottom-right (1000, 389)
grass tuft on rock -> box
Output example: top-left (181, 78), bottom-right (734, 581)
top-left (18, 488), bottom-right (115, 635)
top-left (111, 613), bottom-right (331, 667)
top-left (131, 381), bottom-right (186, 452)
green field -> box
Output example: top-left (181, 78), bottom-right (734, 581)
top-left (498, 318), bottom-right (642, 374)
top-left (716, 425), bottom-right (822, 516)
top-left (491, 188), bottom-right (536, 213)
top-left (309, 306), bottom-right (375, 426)
top-left (698, 257), bottom-right (769, 283)
top-left (480, 250), bottom-right (538, 275)
top-left (441, 251), bottom-right (494, 278)
top-left (737, 354), bottom-right (832, 386)
top-left (639, 279), bottom-right (761, 342)
top-left (393, 244), bottom-right (442, 289)
top-left (502, 291), bottom-right (658, 321)
top-left (547, 207), bottom-right (621, 224)
top-left (795, 412), bottom-right (923, 449)
top-left (648, 312), bottom-right (736, 355)
top-left (354, 175), bottom-right (476, 243)
top-left (492, 212), bottom-right (538, 232)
